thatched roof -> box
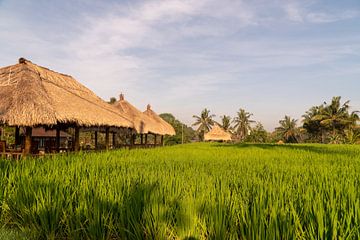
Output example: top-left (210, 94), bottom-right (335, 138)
top-left (113, 94), bottom-right (163, 134)
top-left (0, 58), bottom-right (133, 128)
top-left (143, 104), bottom-right (176, 136)
top-left (204, 125), bottom-right (232, 141)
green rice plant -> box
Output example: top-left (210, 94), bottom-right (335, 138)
top-left (0, 143), bottom-right (359, 239)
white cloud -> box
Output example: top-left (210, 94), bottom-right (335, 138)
top-left (284, 1), bottom-right (359, 24)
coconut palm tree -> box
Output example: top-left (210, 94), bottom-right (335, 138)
top-left (302, 105), bottom-right (326, 143)
top-left (192, 108), bottom-right (215, 140)
top-left (276, 116), bottom-right (300, 143)
top-left (232, 109), bottom-right (255, 141)
top-left (219, 115), bottom-right (232, 132)
top-left (313, 96), bottom-right (353, 138)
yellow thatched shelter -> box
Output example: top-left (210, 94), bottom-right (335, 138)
top-left (143, 104), bottom-right (176, 136)
top-left (0, 58), bottom-right (133, 127)
top-left (113, 94), bottom-right (163, 135)
top-left (204, 125), bottom-right (232, 141)
top-left (0, 58), bottom-right (134, 154)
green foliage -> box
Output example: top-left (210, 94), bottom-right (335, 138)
top-left (275, 116), bottom-right (301, 143)
top-left (246, 122), bottom-right (268, 143)
top-left (219, 115), bottom-right (232, 132)
top-left (1, 143), bottom-right (360, 239)
top-left (192, 109), bottom-right (215, 141)
top-left (232, 109), bottom-right (255, 141)
top-left (302, 96), bottom-right (359, 143)
top-left (0, 228), bottom-right (27, 240)
top-left (0, 127), bottom-right (15, 145)
top-left (108, 97), bottom-right (117, 104)
top-left (159, 113), bottom-right (195, 145)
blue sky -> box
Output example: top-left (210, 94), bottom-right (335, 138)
top-left (0, 0), bottom-right (359, 130)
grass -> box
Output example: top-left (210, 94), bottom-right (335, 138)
top-left (0, 143), bottom-right (360, 239)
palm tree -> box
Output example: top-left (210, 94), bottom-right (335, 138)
top-left (302, 105), bottom-right (326, 143)
top-left (219, 115), bottom-right (232, 132)
top-left (192, 108), bottom-right (215, 141)
top-left (275, 116), bottom-right (300, 143)
top-left (313, 96), bottom-right (353, 138)
top-left (232, 109), bottom-right (255, 141)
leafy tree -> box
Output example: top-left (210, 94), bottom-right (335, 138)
top-left (275, 116), bottom-right (300, 143)
top-left (313, 96), bottom-right (353, 138)
top-left (302, 105), bottom-right (326, 143)
top-left (108, 97), bottom-right (117, 104)
top-left (160, 113), bottom-right (195, 145)
top-left (192, 108), bottom-right (215, 141)
top-left (246, 122), bottom-right (268, 143)
top-left (303, 96), bottom-right (359, 143)
top-left (219, 115), bottom-right (232, 132)
top-left (232, 109), bottom-right (255, 141)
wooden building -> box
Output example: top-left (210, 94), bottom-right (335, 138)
top-left (0, 58), bottom-right (134, 156)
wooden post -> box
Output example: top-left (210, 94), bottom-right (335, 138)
top-left (145, 134), bottom-right (148, 146)
top-left (131, 134), bottom-right (136, 146)
top-left (140, 134), bottom-right (144, 145)
top-left (15, 126), bottom-right (20, 146)
top-left (154, 134), bottom-right (157, 146)
top-left (23, 127), bottom-right (32, 156)
top-left (56, 127), bottom-right (60, 153)
top-left (112, 132), bottom-right (116, 148)
top-left (74, 126), bottom-right (80, 152)
top-left (105, 127), bottom-right (110, 150)
top-left (94, 131), bottom-right (98, 149)
top-left (161, 135), bottom-right (164, 146)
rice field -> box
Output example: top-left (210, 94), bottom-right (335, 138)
top-left (0, 143), bottom-right (360, 239)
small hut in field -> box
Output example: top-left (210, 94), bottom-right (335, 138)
top-left (204, 125), bottom-right (232, 142)
top-left (143, 104), bottom-right (176, 145)
top-left (113, 94), bottom-right (163, 135)
top-left (0, 58), bottom-right (134, 155)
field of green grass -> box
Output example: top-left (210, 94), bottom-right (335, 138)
top-left (0, 143), bottom-right (360, 239)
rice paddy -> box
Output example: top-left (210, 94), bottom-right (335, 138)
top-left (0, 143), bottom-right (360, 239)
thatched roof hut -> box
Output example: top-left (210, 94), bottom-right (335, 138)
top-left (143, 104), bottom-right (176, 136)
top-left (0, 58), bottom-right (133, 128)
top-left (113, 94), bottom-right (163, 134)
top-left (204, 125), bottom-right (232, 141)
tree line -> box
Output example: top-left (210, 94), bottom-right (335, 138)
top-left (189, 96), bottom-right (359, 144)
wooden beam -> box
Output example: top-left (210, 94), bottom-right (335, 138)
top-left (23, 127), bottom-right (32, 156)
top-left (74, 126), bottom-right (80, 152)
top-left (105, 127), bottom-right (110, 150)
top-left (56, 127), bottom-right (60, 153)
top-left (161, 135), bottom-right (164, 146)
top-left (94, 131), bottom-right (98, 150)
top-left (145, 134), bottom-right (148, 145)
top-left (15, 126), bottom-right (20, 146)
top-left (112, 132), bottom-right (116, 148)
top-left (140, 134), bottom-right (144, 145)
top-left (154, 134), bottom-right (157, 145)
top-left (131, 134), bottom-right (136, 146)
